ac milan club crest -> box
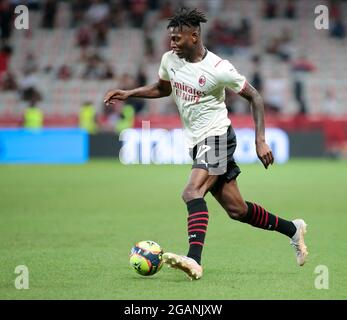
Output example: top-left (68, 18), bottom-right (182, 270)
top-left (198, 75), bottom-right (206, 87)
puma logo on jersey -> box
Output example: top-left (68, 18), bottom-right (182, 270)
top-left (171, 68), bottom-right (176, 75)
top-left (196, 145), bottom-right (211, 159)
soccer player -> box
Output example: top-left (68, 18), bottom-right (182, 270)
top-left (104, 8), bottom-right (308, 280)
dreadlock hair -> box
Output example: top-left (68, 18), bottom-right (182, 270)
top-left (167, 8), bottom-right (207, 31)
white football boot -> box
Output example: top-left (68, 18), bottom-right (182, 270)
top-left (290, 219), bottom-right (308, 266)
top-left (162, 252), bottom-right (203, 280)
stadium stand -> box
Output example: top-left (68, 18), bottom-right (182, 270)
top-left (0, 0), bottom-right (346, 151)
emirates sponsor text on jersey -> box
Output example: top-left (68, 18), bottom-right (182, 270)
top-left (173, 81), bottom-right (207, 102)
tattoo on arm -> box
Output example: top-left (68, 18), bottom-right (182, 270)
top-left (239, 81), bottom-right (266, 143)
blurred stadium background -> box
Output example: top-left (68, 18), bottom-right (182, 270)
top-left (1, 0), bottom-right (347, 300)
top-left (0, 0), bottom-right (347, 161)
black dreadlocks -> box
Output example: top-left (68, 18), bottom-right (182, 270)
top-left (167, 8), bottom-right (207, 30)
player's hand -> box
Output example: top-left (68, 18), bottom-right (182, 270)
top-left (256, 141), bottom-right (274, 169)
top-left (104, 89), bottom-right (129, 106)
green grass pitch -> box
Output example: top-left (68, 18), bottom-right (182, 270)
top-left (0, 159), bottom-right (346, 300)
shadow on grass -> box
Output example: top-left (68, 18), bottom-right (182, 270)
top-left (126, 272), bottom-right (194, 283)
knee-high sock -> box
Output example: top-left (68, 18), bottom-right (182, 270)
top-left (186, 198), bottom-right (209, 265)
top-left (241, 201), bottom-right (297, 238)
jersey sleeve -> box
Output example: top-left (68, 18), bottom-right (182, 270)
top-left (215, 60), bottom-right (246, 93)
top-left (158, 52), bottom-right (170, 81)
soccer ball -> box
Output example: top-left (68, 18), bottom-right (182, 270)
top-left (129, 240), bottom-right (164, 276)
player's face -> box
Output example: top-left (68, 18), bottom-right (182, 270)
top-left (169, 27), bottom-right (197, 59)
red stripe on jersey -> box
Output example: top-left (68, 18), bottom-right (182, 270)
top-left (237, 79), bottom-right (247, 94)
top-left (214, 59), bottom-right (225, 68)
top-left (275, 216), bottom-right (279, 229)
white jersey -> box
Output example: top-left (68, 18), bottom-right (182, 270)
top-left (158, 49), bottom-right (246, 148)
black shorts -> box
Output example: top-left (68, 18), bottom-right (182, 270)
top-left (189, 126), bottom-right (241, 192)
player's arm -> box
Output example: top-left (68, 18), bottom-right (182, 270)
top-left (239, 81), bottom-right (274, 169)
top-left (104, 79), bottom-right (172, 105)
